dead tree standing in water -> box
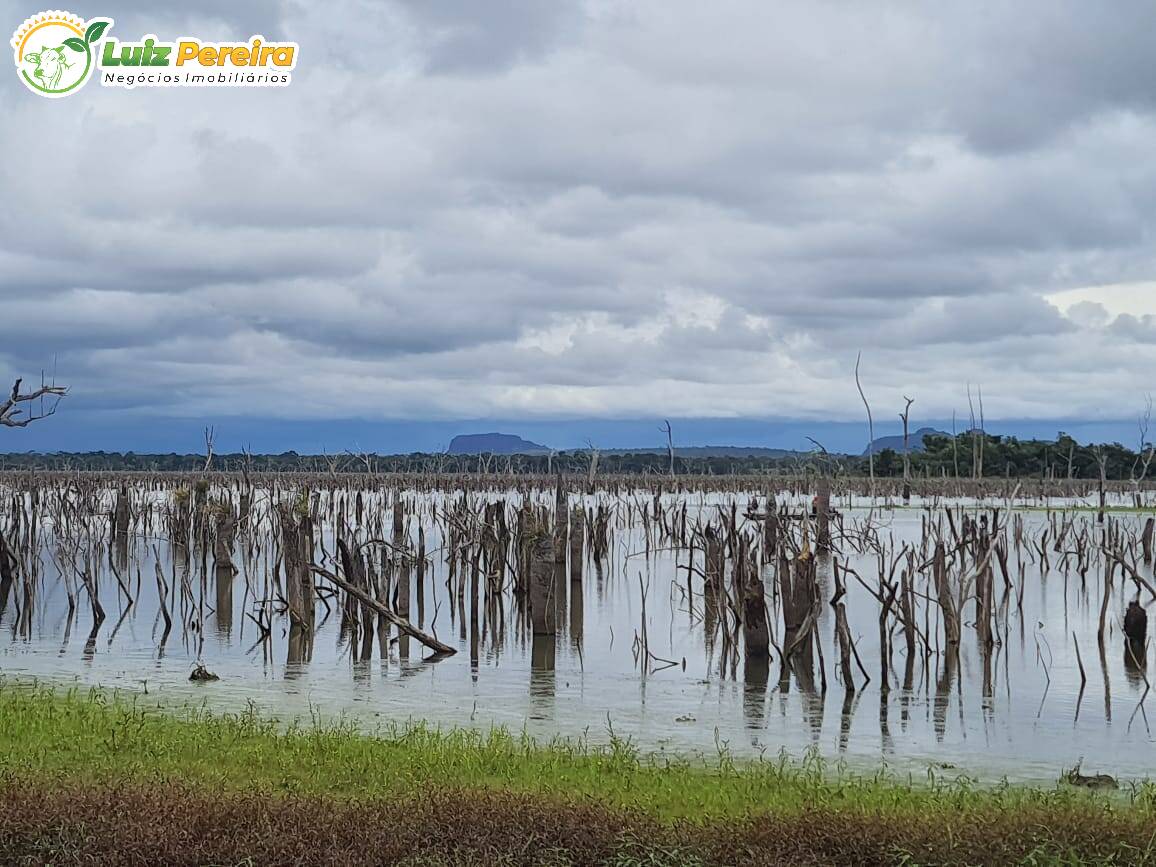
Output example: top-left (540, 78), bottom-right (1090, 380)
top-left (900, 395), bottom-right (914, 504)
top-left (661, 419), bottom-right (675, 478)
top-left (854, 352), bottom-right (875, 501)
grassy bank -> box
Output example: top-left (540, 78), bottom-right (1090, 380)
top-left (0, 682), bottom-right (1155, 864)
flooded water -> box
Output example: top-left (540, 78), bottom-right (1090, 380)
top-left (1, 482), bottom-right (1153, 786)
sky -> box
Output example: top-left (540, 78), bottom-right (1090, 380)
top-left (2, 1), bottom-right (1156, 454)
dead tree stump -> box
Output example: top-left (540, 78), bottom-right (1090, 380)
top-left (529, 522), bottom-right (556, 635)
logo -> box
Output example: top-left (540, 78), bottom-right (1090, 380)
top-left (12, 10), bottom-right (108, 97)
top-left (12, 10), bottom-right (297, 98)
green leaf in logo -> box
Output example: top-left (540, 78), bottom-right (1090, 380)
top-left (85, 20), bottom-right (109, 43)
top-left (63, 37), bottom-right (86, 52)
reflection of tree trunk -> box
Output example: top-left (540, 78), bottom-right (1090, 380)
top-left (804, 686), bottom-right (824, 743)
top-left (933, 649), bottom-right (957, 742)
top-left (214, 561), bottom-right (233, 639)
top-left (469, 554), bottom-right (480, 672)
top-left (1099, 639), bottom-right (1112, 723)
top-left (554, 555), bottom-right (568, 635)
top-left (0, 571), bottom-right (12, 619)
top-left (743, 654), bottom-right (769, 730)
top-left (879, 691), bottom-right (893, 755)
top-left (838, 687), bottom-right (858, 753)
top-left (569, 576), bottom-right (583, 648)
top-left (901, 652), bottom-right (915, 726)
top-left (704, 592), bottom-right (718, 656)
top-left (529, 633), bottom-right (556, 717)
top-left (981, 645), bottom-right (993, 702)
top-left (1124, 637), bottom-right (1147, 689)
top-left (286, 621), bottom-right (312, 668)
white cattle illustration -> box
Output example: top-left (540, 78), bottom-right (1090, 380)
top-left (24, 45), bottom-right (72, 90)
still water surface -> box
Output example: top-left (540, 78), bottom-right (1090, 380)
top-left (2, 488), bottom-right (1152, 786)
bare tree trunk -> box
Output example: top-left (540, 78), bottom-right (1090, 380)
top-left (739, 539), bottom-right (769, 659)
top-left (831, 560), bottom-right (856, 691)
top-left (900, 395), bottom-right (914, 504)
top-left (951, 410), bottom-right (959, 479)
top-left (529, 521), bottom-right (556, 636)
top-left (855, 352), bottom-right (875, 500)
top-left (815, 476), bottom-right (831, 552)
top-left (568, 506), bottom-right (584, 586)
top-left (933, 542), bottom-right (959, 645)
top-left (661, 419), bottom-right (675, 478)
top-left (393, 497), bottom-right (410, 658)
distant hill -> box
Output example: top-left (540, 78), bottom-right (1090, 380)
top-left (445, 436), bottom-right (803, 458)
top-left (446, 433), bottom-right (550, 455)
top-left (862, 427), bottom-right (949, 456)
top-left (600, 445), bottom-right (800, 458)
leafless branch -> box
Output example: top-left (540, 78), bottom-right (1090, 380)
top-left (0, 376), bottom-right (68, 428)
top-left (854, 352), bottom-right (875, 499)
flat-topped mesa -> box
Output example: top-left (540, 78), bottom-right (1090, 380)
top-left (447, 433), bottom-right (550, 455)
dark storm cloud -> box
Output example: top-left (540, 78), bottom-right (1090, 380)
top-left (1, 0), bottom-right (1155, 427)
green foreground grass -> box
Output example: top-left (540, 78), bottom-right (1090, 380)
top-left (6, 682), bottom-right (1156, 864)
top-left (0, 679), bottom-right (1146, 820)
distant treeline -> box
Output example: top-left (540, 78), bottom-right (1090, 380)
top-left (882, 432), bottom-right (1148, 481)
top-left (0, 431), bottom-right (1150, 480)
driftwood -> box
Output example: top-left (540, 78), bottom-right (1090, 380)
top-left (310, 563), bottom-right (456, 656)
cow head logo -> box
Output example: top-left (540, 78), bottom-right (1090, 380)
top-left (12, 11), bottom-right (111, 98)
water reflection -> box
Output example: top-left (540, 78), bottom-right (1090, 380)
top-left (742, 654), bottom-right (769, 730)
top-left (530, 633), bottom-right (555, 720)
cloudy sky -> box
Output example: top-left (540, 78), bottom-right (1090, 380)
top-left (3, 1), bottom-right (1156, 453)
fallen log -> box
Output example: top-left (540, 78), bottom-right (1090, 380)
top-left (309, 563), bottom-right (456, 657)
top-left (1106, 550), bottom-right (1156, 602)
